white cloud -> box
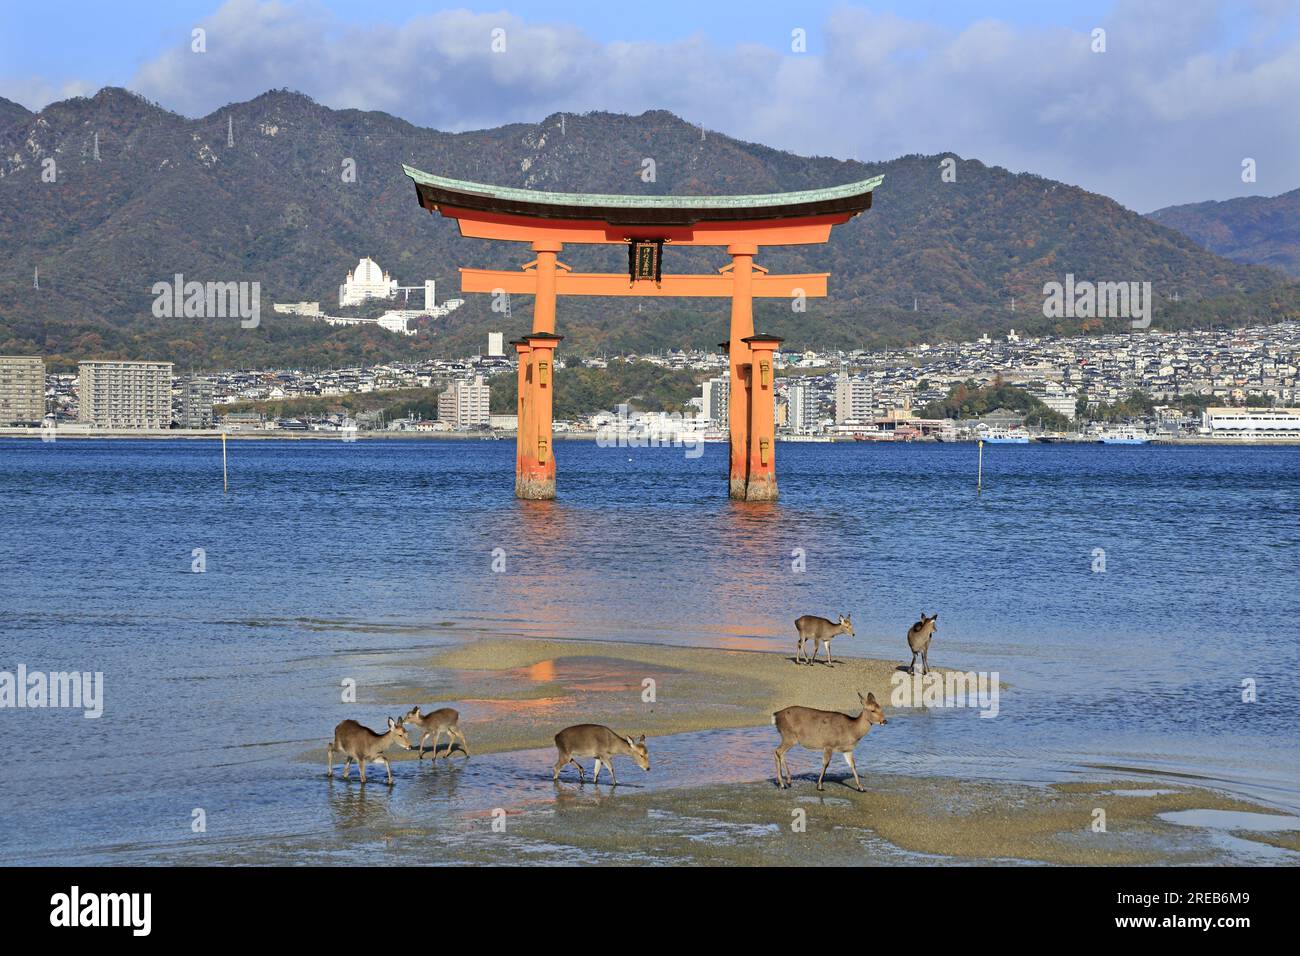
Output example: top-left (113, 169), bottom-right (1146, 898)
top-left (8, 0), bottom-right (1299, 210)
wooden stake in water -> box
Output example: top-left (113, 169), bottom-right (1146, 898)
top-left (977, 439), bottom-right (984, 495)
top-left (222, 431), bottom-right (228, 493)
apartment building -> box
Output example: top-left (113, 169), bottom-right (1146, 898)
top-left (0, 355), bottom-right (45, 425)
top-left (78, 360), bottom-right (174, 429)
top-left (437, 374), bottom-right (490, 429)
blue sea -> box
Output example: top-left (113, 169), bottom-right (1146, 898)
top-left (1, 437), bottom-right (1297, 863)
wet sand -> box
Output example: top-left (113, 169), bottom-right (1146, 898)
top-left (378, 636), bottom-right (917, 757)
top-left (275, 636), bottom-right (1300, 866)
top-left (492, 777), bottom-right (1297, 866)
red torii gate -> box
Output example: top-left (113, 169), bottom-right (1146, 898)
top-left (404, 165), bottom-right (882, 501)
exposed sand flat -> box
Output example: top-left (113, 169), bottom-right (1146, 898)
top-left (379, 636), bottom-right (924, 757)
top-left (489, 777), bottom-right (1298, 866)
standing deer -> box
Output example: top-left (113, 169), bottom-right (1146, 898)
top-left (552, 724), bottom-right (649, 785)
top-left (326, 717), bottom-right (412, 786)
top-left (794, 613), bottom-right (854, 665)
top-left (772, 691), bottom-right (887, 791)
top-left (401, 706), bottom-right (469, 761)
top-left (906, 613), bottom-right (938, 675)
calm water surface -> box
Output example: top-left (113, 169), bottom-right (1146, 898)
top-left (1, 438), bottom-right (1297, 863)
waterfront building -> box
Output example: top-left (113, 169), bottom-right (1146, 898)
top-left (438, 375), bottom-right (491, 429)
top-left (835, 374), bottom-right (873, 423)
top-left (78, 360), bottom-right (173, 429)
top-left (701, 376), bottom-right (729, 426)
top-left (179, 375), bottom-right (215, 429)
top-left (0, 355), bottom-right (45, 425)
top-left (785, 382), bottom-right (820, 433)
top-left (1201, 406), bottom-right (1300, 438)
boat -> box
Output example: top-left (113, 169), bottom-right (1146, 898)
top-left (1096, 427), bottom-right (1150, 445)
top-left (980, 426), bottom-right (1030, 444)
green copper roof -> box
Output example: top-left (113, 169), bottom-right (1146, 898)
top-left (403, 164), bottom-right (882, 225)
top-left (403, 165), bottom-right (883, 211)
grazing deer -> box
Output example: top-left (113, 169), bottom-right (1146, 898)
top-left (326, 717), bottom-right (412, 786)
top-left (794, 613), bottom-right (854, 665)
top-left (772, 691), bottom-right (887, 791)
top-left (402, 706), bottom-right (469, 761)
top-left (907, 613), bottom-right (938, 675)
top-left (552, 724), bottom-right (649, 786)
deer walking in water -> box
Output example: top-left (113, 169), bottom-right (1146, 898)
top-left (326, 717), bottom-right (412, 785)
top-left (794, 613), bottom-right (854, 665)
top-left (552, 724), bottom-right (649, 785)
top-left (906, 613), bottom-right (938, 675)
top-left (402, 706), bottom-right (469, 761)
top-left (772, 692), bottom-right (887, 791)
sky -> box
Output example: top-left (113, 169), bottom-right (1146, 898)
top-left (1, 0), bottom-right (1297, 211)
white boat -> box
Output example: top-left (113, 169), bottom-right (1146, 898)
top-left (979, 426), bottom-right (1030, 444)
top-left (1096, 427), bottom-right (1150, 445)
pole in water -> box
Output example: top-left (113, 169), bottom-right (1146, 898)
top-left (977, 439), bottom-right (984, 495)
top-left (222, 431), bottom-right (228, 493)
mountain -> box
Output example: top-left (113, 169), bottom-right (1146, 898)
top-left (1, 87), bottom-right (1296, 369)
top-left (1148, 189), bottom-right (1300, 279)
top-left (0, 96), bottom-right (31, 131)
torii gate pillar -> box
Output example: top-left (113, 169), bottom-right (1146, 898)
top-left (742, 333), bottom-right (784, 502)
top-left (519, 331), bottom-right (561, 499)
top-left (727, 244), bottom-right (756, 499)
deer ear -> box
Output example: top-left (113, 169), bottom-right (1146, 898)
top-left (387, 717), bottom-right (397, 730)
top-left (625, 736), bottom-right (635, 748)
top-left (866, 692), bottom-right (877, 703)
top-left (638, 734), bottom-right (646, 744)
top-left (857, 691), bottom-right (866, 703)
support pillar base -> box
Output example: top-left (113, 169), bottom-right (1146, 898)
top-left (745, 475), bottom-right (779, 502)
top-left (516, 476), bottom-right (556, 500)
top-left (729, 477), bottom-right (749, 500)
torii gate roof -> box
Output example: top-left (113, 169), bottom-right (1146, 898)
top-left (403, 165), bottom-right (883, 235)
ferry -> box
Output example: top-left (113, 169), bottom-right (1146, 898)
top-left (1096, 427), bottom-right (1150, 445)
top-left (980, 427), bottom-right (1030, 444)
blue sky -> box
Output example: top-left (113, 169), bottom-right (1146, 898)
top-left (2, 0), bottom-right (1297, 210)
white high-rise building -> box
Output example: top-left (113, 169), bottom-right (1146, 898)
top-left (79, 360), bottom-right (173, 429)
top-left (487, 332), bottom-right (505, 357)
top-left (438, 375), bottom-right (491, 429)
top-left (702, 376), bottom-right (729, 426)
top-left (835, 374), bottom-right (873, 423)
top-left (339, 257), bottom-right (398, 307)
top-left (786, 383), bottom-right (820, 433)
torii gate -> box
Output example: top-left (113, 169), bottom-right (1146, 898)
top-left (404, 165), bottom-right (882, 501)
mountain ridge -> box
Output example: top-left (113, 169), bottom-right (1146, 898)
top-left (1148, 189), bottom-right (1300, 279)
top-left (1, 87), bottom-right (1295, 369)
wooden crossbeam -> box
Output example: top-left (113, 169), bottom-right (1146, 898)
top-left (460, 269), bottom-right (828, 298)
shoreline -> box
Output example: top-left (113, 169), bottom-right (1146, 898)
top-left (4, 428), bottom-right (1300, 445)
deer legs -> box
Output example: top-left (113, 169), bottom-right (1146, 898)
top-left (817, 749), bottom-right (834, 790)
top-left (842, 751), bottom-right (864, 792)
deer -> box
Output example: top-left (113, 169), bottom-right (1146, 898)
top-left (772, 691), bottom-right (887, 791)
top-left (326, 717), bottom-right (412, 786)
top-left (401, 706), bottom-right (469, 761)
top-left (906, 613), bottom-right (938, 675)
top-left (552, 724), bottom-right (649, 786)
top-left (794, 613), bottom-right (854, 665)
